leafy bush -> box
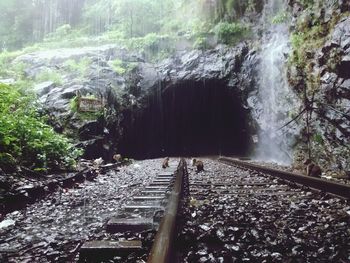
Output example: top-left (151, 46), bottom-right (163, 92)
top-left (35, 69), bottom-right (63, 85)
top-left (44, 24), bottom-right (73, 42)
top-left (0, 51), bottom-right (25, 78)
top-left (0, 84), bottom-right (82, 171)
top-left (214, 22), bottom-right (249, 45)
top-left (193, 37), bottom-right (209, 50)
top-left (63, 58), bottom-right (91, 78)
top-left (111, 59), bottom-right (126, 75)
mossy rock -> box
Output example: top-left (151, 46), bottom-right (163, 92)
top-left (0, 153), bottom-right (17, 173)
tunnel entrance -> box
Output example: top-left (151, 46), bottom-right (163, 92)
top-left (119, 80), bottom-right (251, 159)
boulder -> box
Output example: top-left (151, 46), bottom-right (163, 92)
top-left (330, 17), bottom-right (350, 51)
top-left (34, 81), bottom-right (56, 97)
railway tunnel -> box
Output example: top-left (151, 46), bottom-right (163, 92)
top-left (119, 80), bottom-right (252, 159)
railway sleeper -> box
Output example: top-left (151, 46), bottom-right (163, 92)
top-left (106, 217), bottom-right (154, 233)
top-left (79, 240), bottom-right (142, 262)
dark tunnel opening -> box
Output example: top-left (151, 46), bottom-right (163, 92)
top-left (119, 80), bottom-right (251, 159)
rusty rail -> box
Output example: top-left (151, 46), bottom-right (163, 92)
top-left (147, 158), bottom-right (186, 263)
top-left (219, 157), bottom-right (350, 199)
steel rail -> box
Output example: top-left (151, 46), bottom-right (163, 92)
top-left (219, 157), bottom-right (350, 199)
top-left (147, 158), bottom-right (186, 263)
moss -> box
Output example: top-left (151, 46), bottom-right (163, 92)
top-left (288, 7), bottom-right (346, 95)
top-left (63, 58), bottom-right (91, 78)
top-left (327, 48), bottom-right (343, 71)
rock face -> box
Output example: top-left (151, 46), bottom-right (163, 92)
top-left (288, 2), bottom-right (350, 173)
top-left (15, 45), bottom-right (144, 160)
top-left (158, 43), bottom-right (249, 86)
top-left (119, 43), bottom-right (256, 158)
top-left (317, 17), bottom-right (350, 170)
top-left (15, 43), bottom-right (257, 159)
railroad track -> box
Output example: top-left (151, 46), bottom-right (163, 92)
top-left (77, 157), bottom-right (350, 262)
top-left (78, 158), bottom-right (188, 262)
top-left (176, 158), bottom-right (350, 262)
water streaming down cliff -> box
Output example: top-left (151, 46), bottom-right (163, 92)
top-left (252, 0), bottom-right (300, 164)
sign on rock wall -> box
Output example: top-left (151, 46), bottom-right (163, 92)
top-left (77, 95), bottom-right (104, 112)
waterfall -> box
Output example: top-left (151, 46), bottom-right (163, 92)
top-left (252, 0), bottom-right (299, 164)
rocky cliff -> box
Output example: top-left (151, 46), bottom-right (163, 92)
top-left (8, 0), bottom-right (349, 176)
top-left (288, 0), bottom-right (350, 176)
top-left (13, 43), bottom-right (258, 160)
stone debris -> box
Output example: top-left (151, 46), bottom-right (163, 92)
top-left (178, 159), bottom-right (350, 263)
top-left (0, 219), bottom-right (15, 230)
top-left (0, 159), bottom-right (164, 262)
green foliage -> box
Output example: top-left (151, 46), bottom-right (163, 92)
top-left (0, 153), bottom-right (16, 172)
top-left (70, 96), bottom-right (79, 112)
top-left (0, 0), bottom-right (255, 62)
top-left (216, 0), bottom-right (263, 21)
top-left (289, 23), bottom-right (326, 93)
top-left (45, 24), bottom-right (73, 41)
top-left (272, 12), bottom-right (289, 24)
top-left (288, 7), bottom-right (345, 95)
top-left (35, 69), bottom-right (63, 85)
top-left (313, 133), bottom-right (324, 145)
top-left (0, 83), bottom-right (82, 171)
top-left (69, 95), bottom-right (104, 121)
top-left (327, 48), bottom-right (343, 71)
top-left (290, 23), bottom-right (327, 68)
top-left (299, 0), bottom-right (315, 8)
top-left (214, 22), bottom-right (249, 45)
top-left (0, 51), bottom-right (25, 78)
top-left (193, 37), bottom-right (210, 50)
top-left (0, 0), bottom-right (255, 61)
top-left (63, 58), bottom-right (91, 77)
top-left (111, 59), bottom-right (126, 75)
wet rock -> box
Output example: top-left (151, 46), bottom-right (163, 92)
top-left (34, 81), bottom-right (56, 97)
top-left (339, 55), bottom-right (350, 78)
top-left (0, 159), bottom-right (169, 262)
top-left (177, 159), bottom-right (350, 262)
top-left (330, 17), bottom-right (350, 51)
top-left (0, 219), bottom-right (15, 229)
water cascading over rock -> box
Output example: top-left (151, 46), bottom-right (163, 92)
top-left (249, 0), bottom-right (300, 164)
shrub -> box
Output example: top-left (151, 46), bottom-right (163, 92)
top-left (63, 58), bottom-right (91, 78)
top-left (214, 22), bottom-right (249, 45)
top-left (111, 59), bottom-right (126, 75)
top-left (44, 24), bottom-right (72, 42)
top-left (35, 69), bottom-right (63, 85)
top-left (0, 84), bottom-right (82, 171)
top-left (0, 50), bottom-right (24, 78)
top-left (193, 37), bottom-right (209, 50)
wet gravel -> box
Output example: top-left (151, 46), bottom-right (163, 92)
top-left (177, 159), bottom-right (350, 263)
top-left (0, 159), bottom-right (166, 263)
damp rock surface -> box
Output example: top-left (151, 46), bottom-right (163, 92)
top-left (177, 159), bottom-right (350, 263)
top-left (0, 159), bottom-right (165, 263)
